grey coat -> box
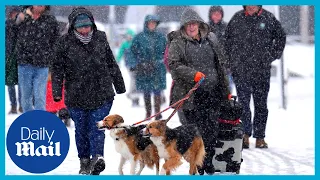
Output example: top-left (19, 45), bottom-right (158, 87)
top-left (168, 8), bottom-right (230, 110)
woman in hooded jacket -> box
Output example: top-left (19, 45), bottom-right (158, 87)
top-left (168, 8), bottom-right (230, 175)
top-left (51, 7), bottom-right (126, 175)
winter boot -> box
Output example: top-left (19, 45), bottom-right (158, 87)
top-left (243, 134), bottom-right (250, 149)
top-left (79, 158), bottom-right (91, 175)
top-left (161, 93), bottom-right (166, 105)
top-left (255, 139), bottom-right (268, 148)
top-left (154, 95), bottom-right (162, 120)
top-left (90, 155), bottom-right (105, 175)
top-left (144, 93), bottom-right (152, 118)
top-left (132, 98), bottom-right (140, 107)
top-left (8, 105), bottom-right (17, 114)
top-left (18, 106), bottom-right (23, 113)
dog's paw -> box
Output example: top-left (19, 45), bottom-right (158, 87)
top-left (160, 168), bottom-right (166, 175)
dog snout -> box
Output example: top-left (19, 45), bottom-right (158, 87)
top-left (96, 120), bottom-right (104, 128)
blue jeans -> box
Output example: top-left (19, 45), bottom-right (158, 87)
top-left (68, 101), bottom-right (113, 159)
top-left (18, 65), bottom-right (48, 112)
top-left (7, 85), bottom-right (21, 107)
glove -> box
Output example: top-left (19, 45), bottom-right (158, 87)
top-left (194, 72), bottom-right (206, 83)
top-left (54, 96), bottom-right (62, 102)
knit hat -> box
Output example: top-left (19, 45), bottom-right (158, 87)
top-left (74, 14), bottom-right (92, 28)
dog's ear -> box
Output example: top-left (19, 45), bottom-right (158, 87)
top-left (136, 124), bottom-right (146, 131)
top-left (114, 114), bottom-right (124, 125)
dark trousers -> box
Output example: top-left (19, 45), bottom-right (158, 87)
top-left (68, 100), bottom-right (113, 159)
top-left (7, 85), bottom-right (21, 107)
top-left (183, 89), bottom-right (220, 165)
top-left (233, 70), bottom-right (271, 139)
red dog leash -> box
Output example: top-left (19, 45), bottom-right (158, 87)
top-left (132, 77), bottom-right (205, 126)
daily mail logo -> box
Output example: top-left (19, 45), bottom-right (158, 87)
top-left (7, 110), bottom-right (70, 173)
top-left (16, 127), bottom-right (61, 157)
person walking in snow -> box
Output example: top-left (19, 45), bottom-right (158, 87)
top-left (208, 6), bottom-right (235, 93)
top-left (5, 7), bottom-right (22, 114)
top-left (130, 15), bottom-right (167, 120)
top-left (116, 29), bottom-right (140, 107)
top-left (168, 8), bottom-right (230, 175)
top-left (225, 5), bottom-right (286, 149)
top-left (15, 5), bottom-right (59, 112)
top-left (51, 7), bottom-right (126, 175)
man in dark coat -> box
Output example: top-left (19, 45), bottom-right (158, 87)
top-left (225, 5), bottom-right (286, 149)
top-left (15, 5), bottom-right (59, 112)
top-left (5, 7), bottom-right (22, 114)
top-left (168, 8), bottom-right (230, 175)
top-left (52, 7), bottom-right (126, 175)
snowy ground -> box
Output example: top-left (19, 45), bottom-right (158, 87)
top-left (5, 44), bottom-right (315, 175)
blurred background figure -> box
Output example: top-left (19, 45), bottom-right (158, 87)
top-left (5, 7), bottom-right (22, 114)
top-left (208, 5), bottom-right (235, 93)
top-left (116, 29), bottom-right (140, 107)
top-left (15, 5), bottom-right (59, 112)
top-left (131, 14), bottom-right (167, 120)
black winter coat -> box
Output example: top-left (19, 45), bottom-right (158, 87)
top-left (15, 12), bottom-right (59, 67)
top-left (52, 7), bottom-right (126, 110)
top-left (225, 9), bottom-right (286, 76)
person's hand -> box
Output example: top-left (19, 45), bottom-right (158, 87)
top-left (194, 72), bottom-right (206, 83)
top-left (54, 97), bottom-right (62, 102)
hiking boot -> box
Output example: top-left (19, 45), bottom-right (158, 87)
top-left (18, 106), bottom-right (23, 113)
top-left (255, 139), bottom-right (268, 148)
top-left (155, 114), bottom-right (162, 120)
top-left (243, 134), bottom-right (250, 149)
top-left (79, 158), bottom-right (91, 175)
top-left (90, 155), bottom-right (105, 175)
top-left (132, 99), bottom-right (139, 107)
top-left (8, 105), bottom-right (17, 114)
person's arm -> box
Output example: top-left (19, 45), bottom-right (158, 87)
top-left (51, 38), bottom-right (66, 102)
top-left (105, 39), bottom-right (126, 94)
top-left (269, 15), bottom-right (287, 61)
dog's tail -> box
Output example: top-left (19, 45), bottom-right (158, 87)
top-left (195, 137), bottom-right (206, 167)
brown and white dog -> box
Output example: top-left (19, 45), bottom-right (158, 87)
top-left (96, 114), bottom-right (160, 175)
top-left (145, 120), bottom-right (205, 175)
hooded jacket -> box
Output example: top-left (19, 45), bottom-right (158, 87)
top-left (168, 8), bottom-right (230, 110)
top-left (52, 7), bottom-right (126, 110)
top-left (130, 15), bottom-right (167, 92)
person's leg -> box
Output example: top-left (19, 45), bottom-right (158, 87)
top-left (144, 92), bottom-right (152, 118)
top-left (33, 67), bottom-right (48, 110)
top-left (7, 85), bottom-right (17, 113)
top-left (88, 100), bottom-right (113, 175)
top-left (233, 76), bottom-right (253, 137)
top-left (127, 70), bottom-right (140, 106)
top-left (18, 85), bottom-right (23, 113)
top-left (18, 65), bottom-right (34, 112)
top-left (183, 92), bottom-right (219, 175)
top-left (233, 76), bottom-right (253, 148)
top-left (68, 107), bottom-right (91, 174)
top-left (153, 90), bottom-right (162, 120)
top-left (252, 70), bottom-right (271, 148)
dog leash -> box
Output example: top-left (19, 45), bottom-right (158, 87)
top-left (132, 77), bottom-right (205, 126)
